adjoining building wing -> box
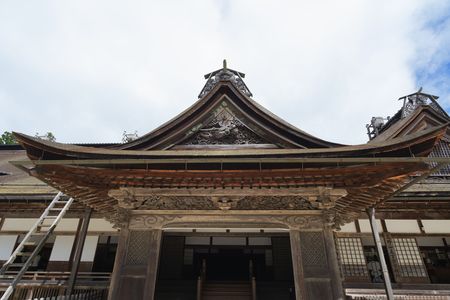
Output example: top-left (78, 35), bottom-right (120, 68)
top-left (370, 90), bottom-right (450, 142)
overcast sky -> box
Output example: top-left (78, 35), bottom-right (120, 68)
top-left (1, 1), bottom-right (449, 145)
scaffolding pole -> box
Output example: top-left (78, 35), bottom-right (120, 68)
top-left (367, 207), bottom-right (394, 300)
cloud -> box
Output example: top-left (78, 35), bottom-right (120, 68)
top-left (412, 1), bottom-right (450, 109)
top-left (0, 0), bottom-right (449, 144)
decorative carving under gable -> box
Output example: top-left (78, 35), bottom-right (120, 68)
top-left (183, 103), bottom-right (268, 145)
top-left (209, 196), bottom-right (242, 210)
top-left (111, 207), bottom-right (131, 228)
top-left (108, 187), bottom-right (347, 228)
top-left (235, 196), bottom-right (316, 210)
top-left (109, 188), bottom-right (218, 210)
top-left (330, 211), bottom-right (359, 230)
top-left (110, 187), bottom-right (340, 211)
top-left (115, 194), bottom-right (321, 211)
top-left (139, 195), bottom-right (217, 210)
top-left (304, 187), bottom-right (346, 209)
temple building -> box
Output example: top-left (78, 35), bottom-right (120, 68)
top-left (1, 62), bottom-right (450, 299)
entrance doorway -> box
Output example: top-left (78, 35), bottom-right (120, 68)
top-left (155, 233), bottom-right (295, 300)
top-left (200, 248), bottom-right (251, 281)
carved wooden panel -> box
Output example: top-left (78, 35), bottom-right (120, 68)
top-left (300, 231), bottom-right (328, 267)
top-left (236, 196), bottom-right (315, 210)
top-left (126, 231), bottom-right (153, 265)
top-left (138, 196), bottom-right (217, 210)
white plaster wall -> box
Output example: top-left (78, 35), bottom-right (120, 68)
top-left (0, 235), bottom-right (17, 260)
top-left (358, 219), bottom-right (382, 233)
top-left (49, 235), bottom-right (75, 261)
top-left (339, 222), bottom-right (357, 233)
top-left (421, 220), bottom-right (450, 233)
top-left (1, 218), bottom-right (79, 232)
top-left (88, 219), bottom-right (117, 232)
top-left (1, 219), bottom-right (38, 231)
top-left (81, 236), bottom-right (99, 262)
top-left (385, 220), bottom-right (421, 233)
top-left (54, 219), bottom-right (79, 232)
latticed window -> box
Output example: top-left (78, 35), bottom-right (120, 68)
top-left (337, 237), bottom-right (369, 278)
top-left (428, 141), bottom-right (450, 176)
top-left (391, 238), bottom-right (427, 277)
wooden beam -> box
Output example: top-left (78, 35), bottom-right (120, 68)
top-left (108, 187), bottom-right (348, 197)
top-left (10, 156), bottom-right (450, 167)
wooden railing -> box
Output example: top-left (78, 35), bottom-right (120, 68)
top-left (196, 259), bottom-right (206, 300)
top-left (249, 259), bottom-right (256, 300)
top-left (0, 271), bottom-right (110, 300)
top-left (346, 288), bottom-right (450, 299)
top-left (251, 276), bottom-right (257, 300)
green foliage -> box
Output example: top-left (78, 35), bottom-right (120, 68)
top-left (0, 131), bottom-right (16, 145)
top-left (0, 131), bottom-right (56, 144)
top-left (35, 132), bottom-right (56, 142)
top-left (45, 132), bottom-right (56, 142)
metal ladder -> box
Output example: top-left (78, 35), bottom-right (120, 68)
top-left (0, 192), bottom-right (74, 300)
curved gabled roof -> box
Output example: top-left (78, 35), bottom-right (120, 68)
top-left (111, 80), bottom-right (343, 150)
top-left (13, 124), bottom-right (446, 161)
top-left (12, 124), bottom-right (446, 228)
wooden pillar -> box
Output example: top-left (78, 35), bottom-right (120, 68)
top-left (108, 228), bottom-right (162, 300)
top-left (289, 229), bottom-right (344, 300)
top-left (290, 229), bottom-right (307, 300)
top-left (323, 229), bottom-right (345, 298)
top-left (143, 229), bottom-right (163, 300)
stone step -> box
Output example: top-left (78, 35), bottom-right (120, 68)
top-left (203, 288), bottom-right (251, 293)
top-left (202, 282), bottom-right (252, 299)
top-left (203, 288), bottom-right (251, 294)
top-left (203, 296), bottom-right (250, 300)
top-left (203, 286), bottom-right (250, 291)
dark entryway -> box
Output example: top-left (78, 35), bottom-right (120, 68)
top-left (155, 234), bottom-right (295, 300)
top-left (202, 249), bottom-right (251, 281)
